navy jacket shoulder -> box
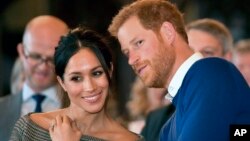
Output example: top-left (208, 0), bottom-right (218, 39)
top-left (160, 58), bottom-right (250, 141)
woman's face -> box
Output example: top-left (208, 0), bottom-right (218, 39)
top-left (58, 48), bottom-right (110, 114)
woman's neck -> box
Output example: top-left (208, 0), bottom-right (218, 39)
top-left (64, 106), bottom-right (112, 134)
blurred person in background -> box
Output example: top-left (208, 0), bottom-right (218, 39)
top-left (0, 15), bottom-right (68, 141)
top-left (232, 39), bottom-right (250, 86)
top-left (126, 77), bottom-right (169, 134)
top-left (186, 18), bottom-right (233, 60)
top-left (10, 57), bottom-right (25, 94)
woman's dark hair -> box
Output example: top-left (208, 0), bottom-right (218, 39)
top-left (54, 26), bottom-right (114, 107)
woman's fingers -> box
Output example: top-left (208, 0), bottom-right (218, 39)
top-left (49, 119), bottom-right (56, 140)
top-left (50, 119), bottom-right (56, 131)
top-left (50, 115), bottom-right (80, 131)
top-left (49, 122), bottom-right (53, 133)
top-left (63, 115), bottom-right (71, 125)
top-left (72, 121), bottom-right (78, 130)
top-left (55, 115), bottom-right (63, 125)
top-left (49, 115), bottom-right (82, 141)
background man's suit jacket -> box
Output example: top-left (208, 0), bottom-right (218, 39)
top-left (0, 93), bottom-right (22, 141)
top-left (141, 104), bottom-right (175, 141)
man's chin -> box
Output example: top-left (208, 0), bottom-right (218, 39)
top-left (139, 76), bottom-right (153, 87)
top-left (32, 81), bottom-right (54, 90)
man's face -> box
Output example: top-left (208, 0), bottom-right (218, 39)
top-left (233, 52), bottom-right (250, 86)
top-left (19, 29), bottom-right (61, 91)
top-left (117, 16), bottom-right (175, 87)
top-left (187, 29), bottom-right (223, 57)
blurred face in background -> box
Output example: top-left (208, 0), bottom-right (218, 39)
top-left (233, 52), bottom-right (250, 86)
top-left (187, 29), bottom-right (223, 57)
top-left (18, 17), bottom-right (68, 92)
top-left (146, 88), bottom-right (168, 112)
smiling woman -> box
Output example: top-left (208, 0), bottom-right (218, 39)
top-left (10, 26), bottom-right (144, 141)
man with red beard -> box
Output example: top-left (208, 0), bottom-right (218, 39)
top-left (140, 18), bottom-right (234, 141)
top-left (108, 0), bottom-right (250, 140)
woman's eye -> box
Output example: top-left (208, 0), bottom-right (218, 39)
top-left (93, 71), bottom-right (104, 77)
top-left (71, 76), bottom-right (82, 82)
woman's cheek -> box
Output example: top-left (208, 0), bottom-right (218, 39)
top-left (66, 84), bottom-right (82, 97)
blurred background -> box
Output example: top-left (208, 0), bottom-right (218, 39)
top-left (1, 0), bottom-right (250, 114)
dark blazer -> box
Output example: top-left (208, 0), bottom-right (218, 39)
top-left (160, 58), bottom-right (250, 141)
top-left (0, 92), bottom-right (22, 141)
top-left (141, 104), bottom-right (175, 141)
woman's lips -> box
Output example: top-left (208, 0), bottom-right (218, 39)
top-left (82, 92), bottom-right (102, 103)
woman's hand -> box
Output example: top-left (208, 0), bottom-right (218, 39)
top-left (49, 115), bottom-right (82, 141)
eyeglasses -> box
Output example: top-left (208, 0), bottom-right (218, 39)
top-left (23, 49), bottom-right (54, 67)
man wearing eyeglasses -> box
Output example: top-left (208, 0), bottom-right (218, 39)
top-left (0, 15), bottom-right (68, 141)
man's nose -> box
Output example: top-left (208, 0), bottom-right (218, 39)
top-left (128, 51), bottom-right (139, 66)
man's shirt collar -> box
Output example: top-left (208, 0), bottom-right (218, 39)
top-left (22, 82), bottom-right (58, 102)
top-left (166, 52), bottom-right (203, 101)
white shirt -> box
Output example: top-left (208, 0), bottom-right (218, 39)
top-left (21, 82), bottom-right (61, 116)
top-left (166, 53), bottom-right (203, 102)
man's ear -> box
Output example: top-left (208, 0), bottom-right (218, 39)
top-left (57, 76), bottom-right (67, 92)
top-left (17, 43), bottom-right (26, 62)
top-left (160, 21), bottom-right (176, 45)
top-left (17, 43), bottom-right (25, 60)
top-left (224, 51), bottom-right (232, 62)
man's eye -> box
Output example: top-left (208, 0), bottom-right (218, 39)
top-left (47, 57), bottom-right (54, 63)
top-left (136, 40), bottom-right (144, 46)
top-left (30, 54), bottom-right (42, 60)
top-left (202, 51), bottom-right (214, 57)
